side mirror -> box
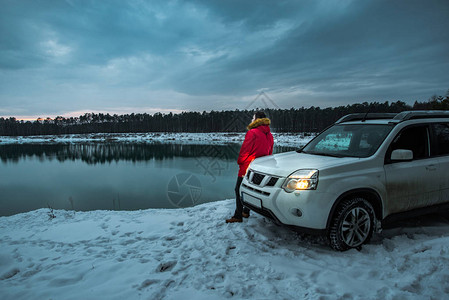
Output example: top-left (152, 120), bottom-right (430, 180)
top-left (391, 149), bottom-right (413, 161)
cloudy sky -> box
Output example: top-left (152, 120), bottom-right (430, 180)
top-left (1, 0), bottom-right (448, 119)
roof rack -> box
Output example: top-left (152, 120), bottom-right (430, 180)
top-left (392, 110), bottom-right (449, 121)
top-left (336, 110), bottom-right (449, 124)
top-left (335, 113), bottom-right (397, 124)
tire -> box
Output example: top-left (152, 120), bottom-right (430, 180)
top-left (329, 197), bottom-right (375, 251)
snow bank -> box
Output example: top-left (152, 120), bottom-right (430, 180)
top-left (1, 200), bottom-right (448, 299)
top-left (0, 132), bottom-right (314, 147)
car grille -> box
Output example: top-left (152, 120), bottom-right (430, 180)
top-left (266, 177), bottom-right (279, 186)
top-left (241, 184), bottom-right (270, 196)
top-left (252, 172), bottom-right (264, 185)
top-left (247, 170), bottom-right (280, 187)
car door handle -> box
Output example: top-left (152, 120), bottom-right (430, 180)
top-left (426, 164), bottom-right (437, 171)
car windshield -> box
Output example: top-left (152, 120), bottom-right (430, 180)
top-left (301, 124), bottom-right (394, 158)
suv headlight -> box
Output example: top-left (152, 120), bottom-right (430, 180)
top-left (282, 169), bottom-right (319, 192)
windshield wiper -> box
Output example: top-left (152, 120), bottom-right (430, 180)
top-left (302, 151), bottom-right (345, 158)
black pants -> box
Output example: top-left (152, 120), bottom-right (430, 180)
top-left (234, 176), bottom-right (249, 218)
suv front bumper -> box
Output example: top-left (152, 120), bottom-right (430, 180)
top-left (240, 171), bottom-right (335, 233)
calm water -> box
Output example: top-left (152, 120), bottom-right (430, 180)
top-left (0, 142), bottom-right (295, 216)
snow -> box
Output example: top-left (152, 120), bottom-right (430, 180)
top-left (1, 132), bottom-right (448, 298)
top-left (1, 200), bottom-right (449, 299)
top-left (0, 132), bottom-right (314, 147)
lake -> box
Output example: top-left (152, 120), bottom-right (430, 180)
top-left (0, 142), bottom-right (296, 216)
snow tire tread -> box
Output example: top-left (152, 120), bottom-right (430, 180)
top-left (329, 197), bottom-right (375, 251)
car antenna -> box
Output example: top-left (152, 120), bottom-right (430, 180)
top-left (361, 104), bottom-right (372, 122)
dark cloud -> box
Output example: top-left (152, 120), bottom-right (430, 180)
top-left (0, 0), bottom-right (448, 118)
top-left (191, 0), bottom-right (316, 29)
top-left (181, 0), bottom-right (449, 103)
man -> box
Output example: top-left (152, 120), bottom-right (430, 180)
top-left (226, 111), bottom-right (274, 223)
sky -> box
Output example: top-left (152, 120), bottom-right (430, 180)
top-left (0, 0), bottom-right (448, 120)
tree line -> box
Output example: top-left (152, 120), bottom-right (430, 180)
top-left (1, 92), bottom-right (448, 136)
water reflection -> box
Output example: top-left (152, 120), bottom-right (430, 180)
top-left (0, 143), bottom-right (294, 164)
top-left (0, 143), bottom-right (296, 216)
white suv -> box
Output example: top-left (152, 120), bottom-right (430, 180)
top-left (240, 111), bottom-right (449, 251)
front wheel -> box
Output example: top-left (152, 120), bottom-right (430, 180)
top-left (329, 198), bottom-right (375, 251)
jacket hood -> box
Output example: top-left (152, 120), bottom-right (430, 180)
top-left (247, 118), bottom-right (271, 130)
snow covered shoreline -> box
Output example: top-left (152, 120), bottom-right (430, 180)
top-left (1, 199), bottom-right (448, 299)
top-left (0, 132), bottom-right (314, 147)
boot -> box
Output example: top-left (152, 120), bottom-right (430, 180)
top-left (226, 216), bottom-right (243, 223)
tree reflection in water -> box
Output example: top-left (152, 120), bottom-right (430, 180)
top-left (0, 142), bottom-right (297, 216)
top-left (0, 143), bottom-right (294, 164)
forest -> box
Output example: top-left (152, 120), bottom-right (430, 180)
top-left (1, 92), bottom-right (448, 136)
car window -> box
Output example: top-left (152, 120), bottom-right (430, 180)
top-left (302, 124), bottom-right (393, 158)
top-left (315, 132), bottom-right (352, 152)
top-left (388, 125), bottom-right (429, 160)
top-left (432, 123), bottom-right (449, 156)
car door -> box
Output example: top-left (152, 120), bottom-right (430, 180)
top-left (384, 124), bottom-right (440, 215)
top-left (431, 122), bottom-right (449, 203)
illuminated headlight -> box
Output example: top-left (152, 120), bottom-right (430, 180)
top-left (282, 169), bottom-right (319, 192)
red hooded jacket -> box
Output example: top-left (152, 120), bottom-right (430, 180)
top-left (237, 118), bottom-right (274, 177)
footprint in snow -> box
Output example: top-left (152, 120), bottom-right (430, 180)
top-left (0, 268), bottom-right (20, 280)
top-left (156, 261), bottom-right (177, 272)
top-left (137, 279), bottom-right (160, 290)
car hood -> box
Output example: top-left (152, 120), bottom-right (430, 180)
top-left (249, 151), bottom-right (361, 177)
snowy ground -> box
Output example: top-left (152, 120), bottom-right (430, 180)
top-left (0, 132), bottom-right (314, 147)
top-left (1, 200), bottom-right (448, 300)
